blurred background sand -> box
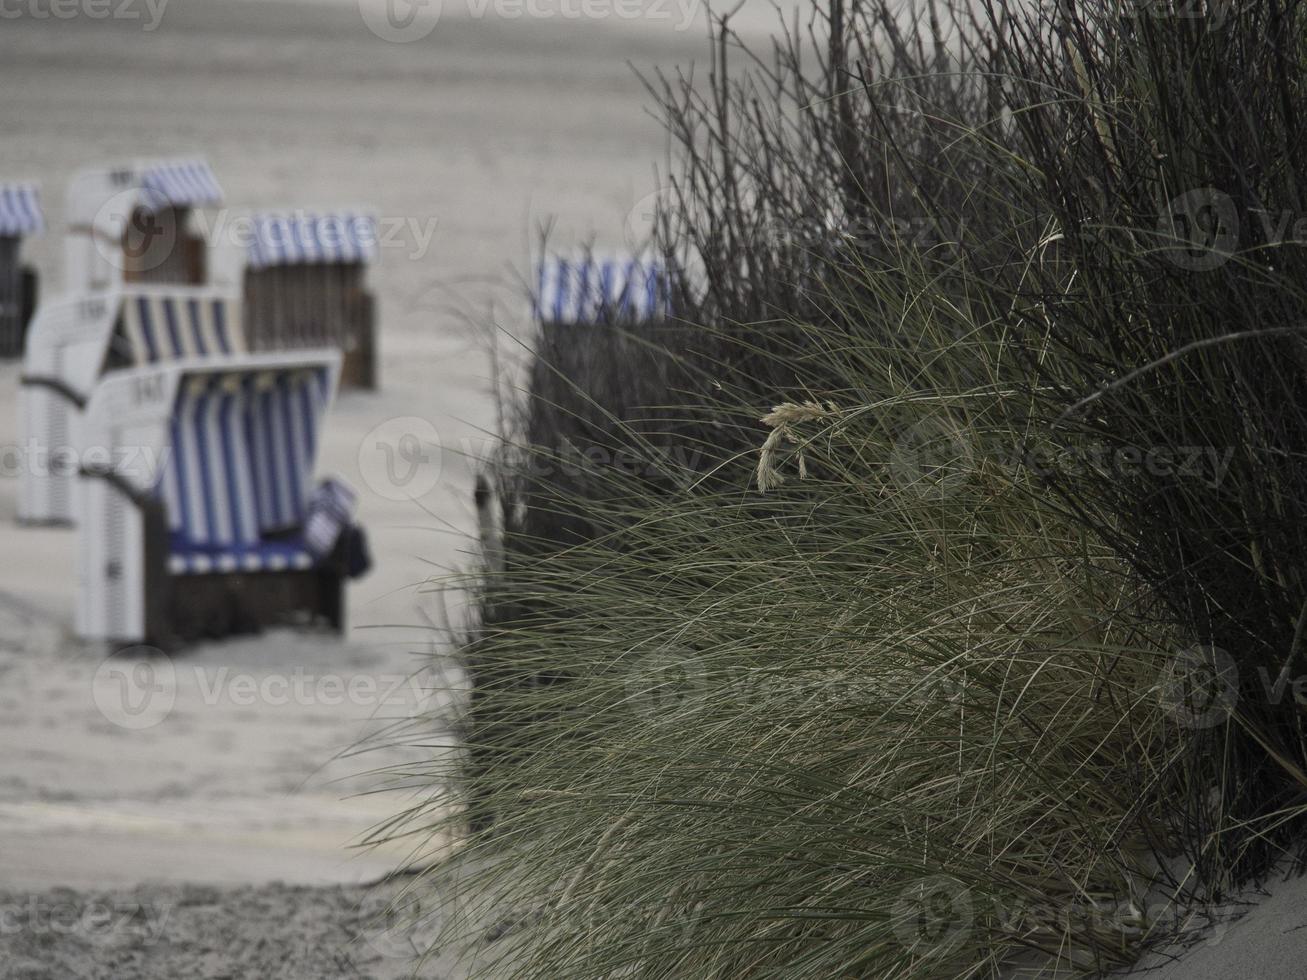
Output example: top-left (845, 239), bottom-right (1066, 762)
top-left (0, 0), bottom-right (793, 898)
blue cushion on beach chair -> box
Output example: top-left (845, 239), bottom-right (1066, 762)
top-left (166, 535), bottom-right (317, 575)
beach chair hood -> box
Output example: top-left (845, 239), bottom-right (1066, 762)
top-left (0, 183), bottom-right (45, 238)
top-left (67, 158), bottom-right (223, 241)
top-left (536, 253), bottom-right (673, 324)
top-left (246, 211), bottom-right (377, 270)
top-left (23, 286), bottom-right (244, 407)
top-left (65, 158), bottom-right (223, 292)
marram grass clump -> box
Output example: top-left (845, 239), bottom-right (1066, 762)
top-left (395, 249), bottom-right (1208, 975)
top-left (425, 353), bottom-right (1197, 977)
top-left (372, 1), bottom-right (1307, 975)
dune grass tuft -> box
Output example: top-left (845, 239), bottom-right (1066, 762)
top-left (378, 1), bottom-right (1307, 975)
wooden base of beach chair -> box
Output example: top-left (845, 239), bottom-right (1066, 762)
top-left (154, 570), bottom-right (344, 647)
top-left (143, 562), bottom-right (344, 650)
top-left (340, 293), bottom-right (377, 390)
top-left (137, 474), bottom-right (346, 651)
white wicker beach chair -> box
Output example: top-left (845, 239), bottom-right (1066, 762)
top-left (75, 350), bottom-right (359, 646)
top-left (19, 286), bottom-right (243, 524)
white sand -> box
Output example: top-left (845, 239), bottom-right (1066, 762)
top-left (1106, 871), bottom-right (1307, 980)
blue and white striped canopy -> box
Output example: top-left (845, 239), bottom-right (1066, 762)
top-left (246, 212), bottom-right (378, 269)
top-left (536, 255), bottom-right (673, 324)
top-left (0, 183), bottom-right (44, 237)
top-left (139, 159), bottom-right (224, 212)
top-left (158, 366), bottom-right (333, 573)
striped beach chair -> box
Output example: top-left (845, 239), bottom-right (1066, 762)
top-left (242, 210), bottom-right (379, 389)
top-left (472, 252), bottom-right (678, 562)
top-left (65, 157), bottom-right (223, 292)
top-left (0, 182), bottom-right (44, 358)
top-left (535, 253), bottom-right (673, 325)
top-left (76, 350), bottom-right (360, 646)
top-left (19, 286), bottom-right (242, 524)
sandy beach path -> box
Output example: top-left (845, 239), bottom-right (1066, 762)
top-left (0, 0), bottom-right (710, 900)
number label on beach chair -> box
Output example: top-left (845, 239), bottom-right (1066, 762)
top-left (131, 373), bottom-right (168, 407)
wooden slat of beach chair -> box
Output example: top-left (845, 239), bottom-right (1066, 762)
top-left (274, 267), bottom-right (288, 351)
top-left (302, 266), bottom-right (318, 346)
top-left (294, 267), bottom-right (309, 346)
top-left (341, 264), bottom-right (360, 349)
top-left (0, 237), bottom-right (18, 357)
